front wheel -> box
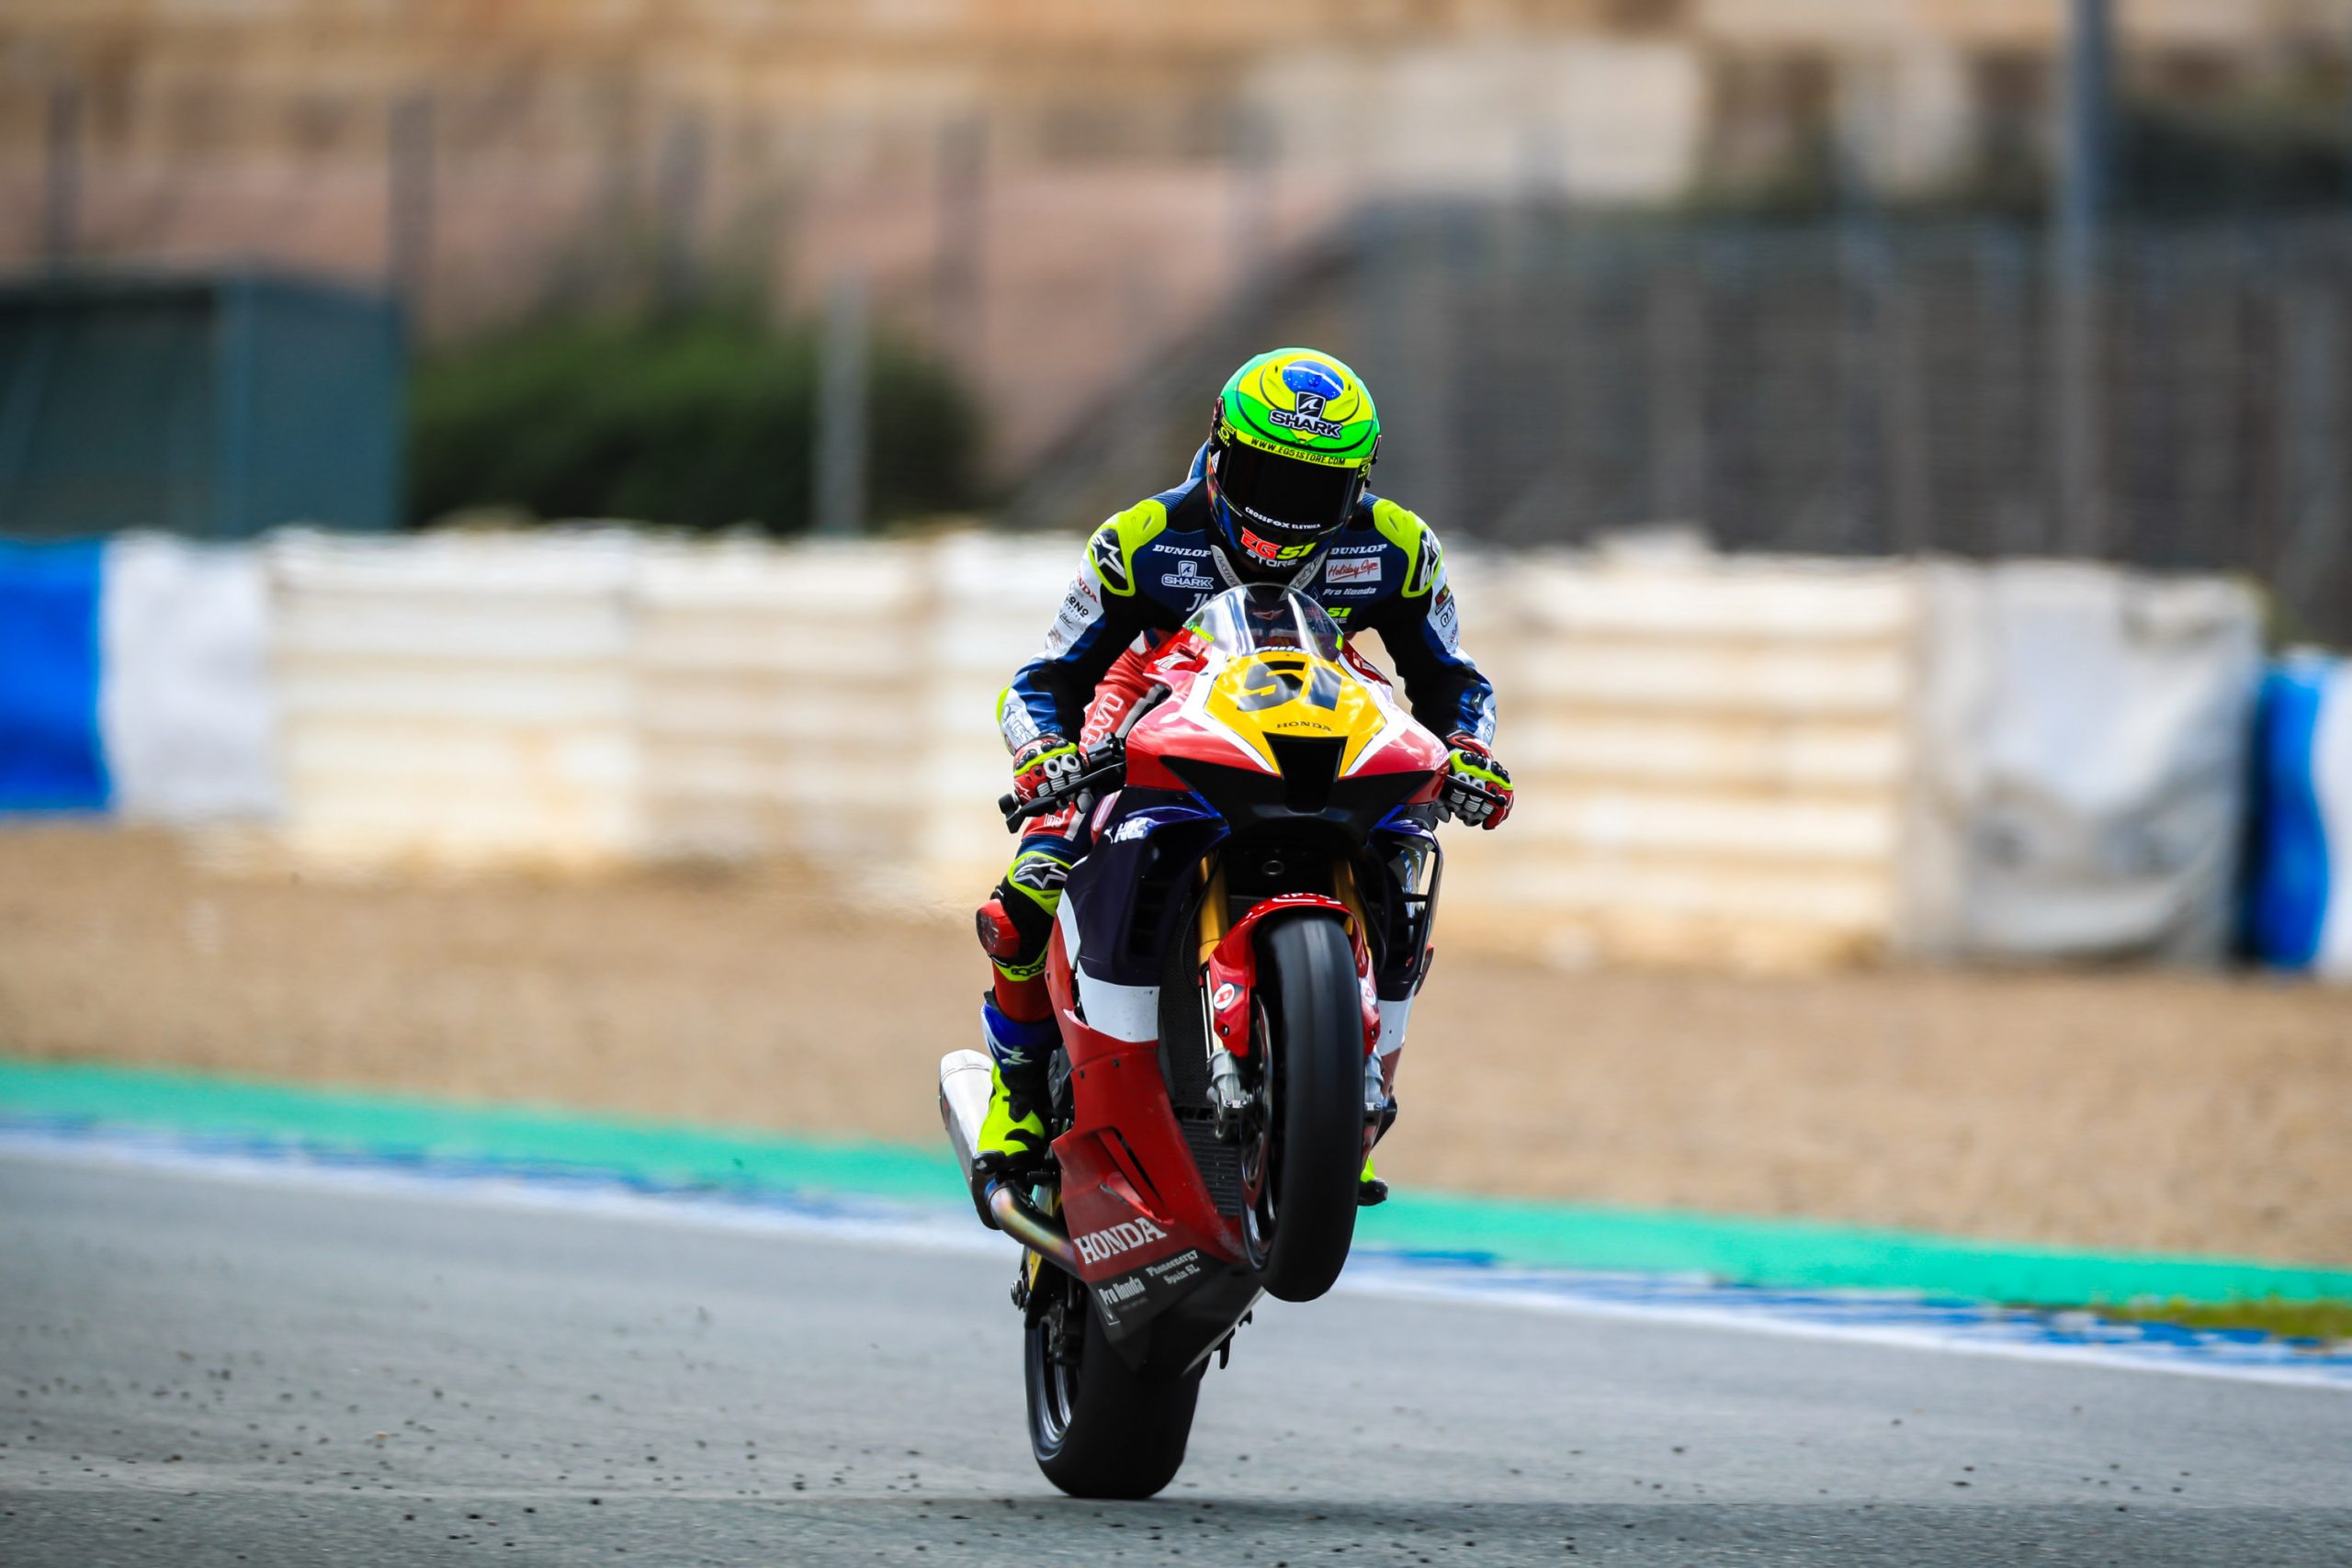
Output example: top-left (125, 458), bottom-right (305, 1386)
top-left (1238, 911), bottom-right (1366, 1303)
top-left (1025, 1271), bottom-right (1203, 1499)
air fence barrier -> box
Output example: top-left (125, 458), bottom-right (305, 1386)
top-left (3, 528), bottom-right (2316, 976)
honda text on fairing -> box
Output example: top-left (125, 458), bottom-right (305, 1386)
top-left (939, 584), bottom-right (1453, 1499)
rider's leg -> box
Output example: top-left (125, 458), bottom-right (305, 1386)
top-left (1361, 923), bottom-right (1427, 1205)
top-left (972, 647), bottom-right (1162, 1172)
top-left (1358, 996), bottom-right (1411, 1205)
top-left (973, 834), bottom-right (1077, 1171)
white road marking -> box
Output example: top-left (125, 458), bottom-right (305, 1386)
top-left (4, 1124), bottom-right (2346, 1393)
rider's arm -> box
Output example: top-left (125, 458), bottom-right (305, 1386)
top-left (997, 508), bottom-right (1162, 753)
top-left (1360, 510), bottom-right (1498, 748)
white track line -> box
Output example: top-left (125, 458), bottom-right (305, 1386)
top-left (4, 1125), bottom-right (2346, 1393)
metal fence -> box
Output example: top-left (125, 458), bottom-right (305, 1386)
top-left (1012, 207), bottom-right (2352, 645)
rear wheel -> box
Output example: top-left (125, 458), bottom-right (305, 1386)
top-left (1238, 912), bottom-right (1365, 1303)
top-left (1025, 1270), bottom-right (1203, 1499)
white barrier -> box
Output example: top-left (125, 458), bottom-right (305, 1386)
top-left (100, 535), bottom-right (280, 822)
top-left (637, 538), bottom-right (931, 867)
top-left (1434, 547), bottom-right (1919, 968)
top-left (1910, 563), bottom-right (2262, 965)
top-left (270, 532), bottom-right (641, 869)
top-left (223, 529), bottom-right (2264, 968)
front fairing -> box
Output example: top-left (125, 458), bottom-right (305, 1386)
top-left (1124, 605), bottom-right (1447, 810)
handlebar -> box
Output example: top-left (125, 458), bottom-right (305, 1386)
top-left (998, 750), bottom-right (1127, 832)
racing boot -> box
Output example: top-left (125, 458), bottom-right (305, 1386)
top-left (1360, 1049), bottom-right (1397, 1206)
top-left (976, 995), bottom-right (1057, 1176)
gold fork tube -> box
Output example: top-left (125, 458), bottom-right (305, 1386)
top-left (1197, 859), bottom-right (1231, 964)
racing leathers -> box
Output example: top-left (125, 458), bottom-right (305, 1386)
top-left (974, 451), bottom-right (1501, 1178)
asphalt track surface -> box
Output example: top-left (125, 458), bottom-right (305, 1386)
top-left (4, 1152), bottom-right (2348, 1568)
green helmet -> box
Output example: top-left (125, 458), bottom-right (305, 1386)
top-left (1207, 348), bottom-right (1380, 574)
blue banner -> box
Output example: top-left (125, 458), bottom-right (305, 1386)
top-left (2246, 655), bottom-right (2342, 971)
top-left (0, 539), bottom-right (110, 812)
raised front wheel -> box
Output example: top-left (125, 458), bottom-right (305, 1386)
top-left (1238, 911), bottom-right (1365, 1303)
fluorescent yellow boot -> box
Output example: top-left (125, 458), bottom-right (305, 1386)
top-left (977, 1063), bottom-right (1049, 1173)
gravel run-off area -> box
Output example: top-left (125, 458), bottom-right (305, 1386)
top-left (1, 826), bottom-right (2346, 1266)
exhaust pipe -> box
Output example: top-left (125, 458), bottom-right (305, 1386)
top-left (937, 1050), bottom-right (1082, 1278)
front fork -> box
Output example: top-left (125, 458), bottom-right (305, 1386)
top-left (1193, 856), bottom-right (1394, 1152)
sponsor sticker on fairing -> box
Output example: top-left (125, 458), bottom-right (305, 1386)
top-left (1325, 556), bottom-right (1380, 586)
top-left (1144, 1249), bottom-right (1202, 1287)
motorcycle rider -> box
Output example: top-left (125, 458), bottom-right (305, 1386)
top-left (972, 348), bottom-right (1513, 1202)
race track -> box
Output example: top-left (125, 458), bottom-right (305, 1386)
top-left (4, 1150), bottom-right (2348, 1567)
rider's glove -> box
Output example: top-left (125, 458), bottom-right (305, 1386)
top-left (1011, 736), bottom-right (1084, 807)
top-left (1439, 735), bottom-right (1513, 829)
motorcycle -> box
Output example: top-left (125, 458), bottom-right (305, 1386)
top-left (937, 581), bottom-right (1449, 1499)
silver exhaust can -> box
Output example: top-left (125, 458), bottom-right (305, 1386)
top-left (938, 1049), bottom-right (998, 1226)
top-left (936, 1048), bottom-right (1084, 1277)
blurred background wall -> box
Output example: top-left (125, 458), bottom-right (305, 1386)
top-left (4, 2), bottom-right (2352, 980)
top-left (6, 2), bottom-right (2352, 636)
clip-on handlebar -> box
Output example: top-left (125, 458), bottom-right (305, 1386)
top-left (998, 746), bottom-right (1127, 832)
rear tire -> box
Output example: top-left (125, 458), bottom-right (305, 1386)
top-left (1244, 912), bottom-right (1365, 1303)
top-left (1025, 1276), bottom-right (1203, 1500)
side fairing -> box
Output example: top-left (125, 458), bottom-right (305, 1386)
top-left (1063, 796), bottom-right (1227, 993)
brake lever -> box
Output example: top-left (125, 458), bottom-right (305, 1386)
top-left (999, 754), bottom-right (1126, 832)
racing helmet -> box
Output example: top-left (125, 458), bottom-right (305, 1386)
top-left (1205, 348), bottom-right (1380, 578)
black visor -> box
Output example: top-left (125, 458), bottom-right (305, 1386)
top-left (1218, 440), bottom-right (1362, 539)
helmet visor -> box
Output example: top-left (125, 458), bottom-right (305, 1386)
top-left (1216, 441), bottom-right (1361, 558)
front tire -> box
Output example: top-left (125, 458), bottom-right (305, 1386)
top-left (1241, 912), bottom-right (1365, 1303)
top-left (1025, 1274), bottom-right (1203, 1499)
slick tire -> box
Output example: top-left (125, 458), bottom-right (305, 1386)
top-left (1026, 1284), bottom-right (1203, 1500)
top-left (1249, 911), bottom-right (1365, 1303)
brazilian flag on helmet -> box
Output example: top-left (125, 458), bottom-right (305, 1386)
top-left (1208, 348), bottom-right (1381, 575)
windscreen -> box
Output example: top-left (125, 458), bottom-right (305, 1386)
top-left (1185, 584), bottom-right (1345, 661)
